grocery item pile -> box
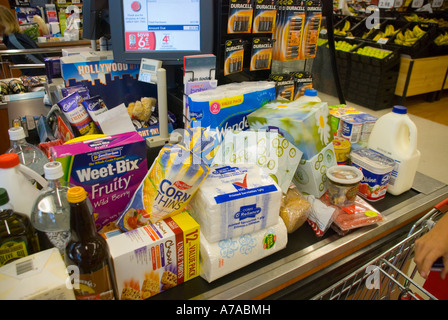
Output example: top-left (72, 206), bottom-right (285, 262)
top-left (1, 81), bottom-right (410, 300)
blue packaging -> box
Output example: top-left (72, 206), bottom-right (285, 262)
top-left (188, 81), bottom-right (275, 141)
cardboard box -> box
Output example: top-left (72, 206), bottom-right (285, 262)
top-left (60, 51), bottom-right (157, 110)
top-left (0, 248), bottom-right (75, 300)
top-left (106, 211), bottom-right (200, 300)
top-left (50, 131), bottom-right (147, 232)
top-left (248, 101), bottom-right (333, 160)
top-left (292, 142), bottom-right (337, 198)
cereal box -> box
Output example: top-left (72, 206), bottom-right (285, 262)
top-left (106, 211), bottom-right (200, 300)
top-left (50, 131), bottom-right (147, 232)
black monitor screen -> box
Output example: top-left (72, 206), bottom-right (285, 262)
top-left (109, 0), bottom-right (214, 65)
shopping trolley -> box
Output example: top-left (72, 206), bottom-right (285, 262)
top-left (312, 197), bottom-right (448, 300)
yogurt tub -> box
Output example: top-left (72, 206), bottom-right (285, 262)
top-left (341, 114), bottom-right (364, 143)
top-left (332, 137), bottom-right (351, 165)
top-left (326, 165), bottom-right (363, 207)
top-left (350, 148), bottom-right (396, 201)
top-left (356, 113), bottom-right (378, 146)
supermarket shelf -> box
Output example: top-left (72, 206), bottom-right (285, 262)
top-left (149, 172), bottom-right (448, 300)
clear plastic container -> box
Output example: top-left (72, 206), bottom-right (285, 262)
top-left (326, 165), bottom-right (363, 207)
top-left (31, 161), bottom-right (71, 255)
top-left (7, 126), bottom-right (49, 178)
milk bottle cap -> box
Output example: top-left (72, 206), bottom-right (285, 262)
top-left (8, 126), bottom-right (26, 140)
top-left (0, 153), bottom-right (20, 168)
top-left (392, 105), bottom-right (407, 114)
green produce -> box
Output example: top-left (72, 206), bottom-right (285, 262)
top-left (334, 40), bottom-right (356, 52)
top-left (355, 46), bottom-right (392, 59)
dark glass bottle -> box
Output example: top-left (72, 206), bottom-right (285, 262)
top-left (0, 188), bottom-right (39, 267)
top-left (64, 186), bottom-right (116, 300)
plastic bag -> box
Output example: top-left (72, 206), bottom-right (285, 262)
top-left (321, 193), bottom-right (384, 235)
top-left (306, 194), bottom-right (337, 237)
top-left (279, 185), bottom-right (311, 233)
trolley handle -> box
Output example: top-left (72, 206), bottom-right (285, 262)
top-left (434, 197), bottom-right (448, 213)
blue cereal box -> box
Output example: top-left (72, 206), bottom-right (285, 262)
top-left (50, 132), bottom-right (148, 232)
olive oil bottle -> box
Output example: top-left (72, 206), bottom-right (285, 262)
top-left (0, 188), bottom-right (39, 267)
top-left (64, 186), bottom-right (116, 300)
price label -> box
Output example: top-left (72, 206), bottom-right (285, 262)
top-left (432, 0), bottom-right (443, 7)
top-left (377, 38), bottom-right (389, 44)
top-left (378, 0), bottom-right (394, 8)
top-left (394, 0), bottom-right (404, 7)
top-left (412, 0), bottom-right (424, 7)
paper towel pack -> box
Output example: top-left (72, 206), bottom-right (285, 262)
top-left (200, 217), bottom-right (287, 282)
top-left (189, 164), bottom-right (282, 243)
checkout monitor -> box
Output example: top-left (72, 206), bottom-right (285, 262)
top-left (109, 0), bottom-right (214, 65)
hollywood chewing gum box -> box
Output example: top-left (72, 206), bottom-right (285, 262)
top-left (50, 131), bottom-right (147, 232)
top-left (105, 211), bottom-right (200, 300)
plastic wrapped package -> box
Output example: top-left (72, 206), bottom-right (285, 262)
top-left (306, 194), bottom-right (337, 237)
top-left (279, 185), bottom-right (311, 233)
top-left (321, 194), bottom-right (384, 235)
top-left (189, 164), bottom-right (282, 243)
top-left (200, 217), bottom-right (288, 282)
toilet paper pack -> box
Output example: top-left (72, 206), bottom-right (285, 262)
top-left (189, 164), bottom-right (282, 243)
top-left (200, 217), bottom-right (287, 282)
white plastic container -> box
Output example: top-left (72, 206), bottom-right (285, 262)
top-left (0, 153), bottom-right (47, 217)
top-left (367, 105), bottom-right (421, 196)
top-left (296, 88), bottom-right (322, 103)
top-left (350, 148), bottom-right (396, 201)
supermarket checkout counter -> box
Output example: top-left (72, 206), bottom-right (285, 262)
top-left (150, 172), bottom-right (448, 300)
top-left (2, 94), bottom-right (448, 300)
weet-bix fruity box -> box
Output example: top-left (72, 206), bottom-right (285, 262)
top-left (50, 132), bottom-right (147, 232)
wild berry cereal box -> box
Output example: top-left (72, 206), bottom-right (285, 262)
top-left (106, 211), bottom-right (200, 300)
top-left (50, 131), bottom-right (147, 232)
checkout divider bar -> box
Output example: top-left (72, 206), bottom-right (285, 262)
top-left (189, 176), bottom-right (448, 300)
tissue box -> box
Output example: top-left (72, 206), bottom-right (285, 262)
top-left (50, 131), bottom-right (147, 232)
top-left (292, 142), bottom-right (337, 198)
top-left (212, 130), bottom-right (303, 193)
top-left (200, 217), bottom-right (287, 282)
top-left (248, 100), bottom-right (333, 160)
top-left (0, 248), bottom-right (75, 300)
top-left (189, 164), bottom-right (282, 243)
top-left (106, 211), bottom-right (200, 300)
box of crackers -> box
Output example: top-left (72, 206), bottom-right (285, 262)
top-left (106, 211), bottom-right (200, 300)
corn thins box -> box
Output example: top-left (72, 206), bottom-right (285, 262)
top-left (106, 211), bottom-right (200, 300)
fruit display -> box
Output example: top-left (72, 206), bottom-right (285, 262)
top-left (334, 40), bottom-right (357, 52)
top-left (394, 25), bottom-right (426, 46)
top-left (354, 46), bottom-right (393, 59)
top-left (434, 31), bottom-right (448, 46)
top-left (334, 20), bottom-right (353, 37)
top-left (372, 24), bottom-right (400, 41)
top-left (404, 14), bottom-right (448, 28)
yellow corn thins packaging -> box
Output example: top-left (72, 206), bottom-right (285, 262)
top-left (117, 143), bottom-right (210, 231)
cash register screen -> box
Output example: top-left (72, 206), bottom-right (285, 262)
top-left (110, 0), bottom-right (213, 65)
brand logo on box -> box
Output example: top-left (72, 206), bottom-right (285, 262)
top-left (234, 204), bottom-right (261, 220)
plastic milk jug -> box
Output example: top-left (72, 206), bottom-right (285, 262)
top-left (296, 89), bottom-right (322, 103)
top-left (367, 105), bottom-right (421, 196)
top-left (0, 153), bottom-right (48, 217)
